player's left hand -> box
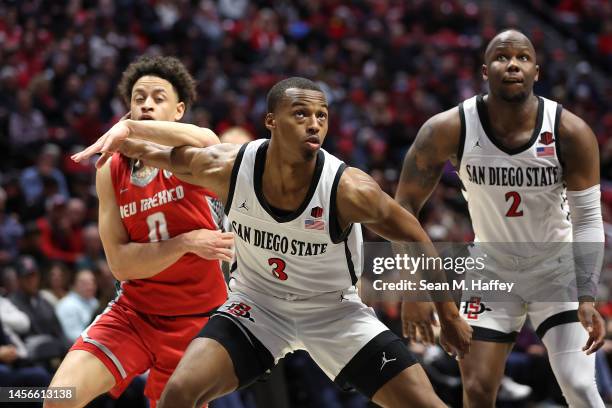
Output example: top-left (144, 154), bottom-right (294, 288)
top-left (401, 301), bottom-right (438, 344)
top-left (71, 114), bottom-right (131, 168)
top-left (578, 302), bottom-right (605, 355)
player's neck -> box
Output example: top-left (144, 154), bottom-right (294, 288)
top-left (485, 93), bottom-right (538, 133)
top-left (265, 139), bottom-right (317, 193)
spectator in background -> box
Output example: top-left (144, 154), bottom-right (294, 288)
top-left (9, 256), bottom-right (69, 365)
top-left (0, 186), bottom-right (23, 265)
top-left (1, 267), bottom-right (19, 297)
top-left (20, 143), bottom-right (69, 208)
top-left (219, 126), bottom-right (254, 144)
top-left (8, 89), bottom-right (48, 156)
top-left (56, 269), bottom-right (98, 342)
top-left (76, 224), bottom-right (105, 272)
top-left (40, 262), bottom-right (71, 307)
top-left (36, 195), bottom-right (83, 264)
top-left (0, 292), bottom-right (30, 359)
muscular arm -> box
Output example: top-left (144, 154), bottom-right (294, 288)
top-left (125, 119), bottom-right (220, 148)
top-left (559, 109), bottom-right (600, 190)
top-left (395, 108), bottom-right (461, 216)
top-left (119, 140), bottom-right (239, 202)
top-left (96, 160), bottom-right (201, 281)
top-left (337, 167), bottom-right (431, 243)
top-left (337, 168), bottom-right (459, 317)
top-left (72, 119), bottom-right (220, 167)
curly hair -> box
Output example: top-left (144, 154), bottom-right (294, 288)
top-left (118, 56), bottom-right (197, 108)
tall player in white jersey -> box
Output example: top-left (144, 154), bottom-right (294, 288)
top-left (396, 30), bottom-right (605, 407)
top-left (76, 77), bottom-right (473, 407)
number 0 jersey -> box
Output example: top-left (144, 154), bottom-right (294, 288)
top-left (457, 95), bottom-right (571, 246)
top-left (109, 153), bottom-right (227, 316)
top-left (226, 139), bottom-right (363, 300)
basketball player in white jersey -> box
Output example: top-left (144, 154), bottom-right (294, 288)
top-left (75, 77), bottom-right (473, 407)
top-left (396, 30), bottom-right (605, 407)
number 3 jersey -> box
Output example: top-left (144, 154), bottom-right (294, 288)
top-left (109, 153), bottom-right (227, 316)
top-left (457, 95), bottom-right (571, 245)
top-left (226, 139), bottom-right (363, 300)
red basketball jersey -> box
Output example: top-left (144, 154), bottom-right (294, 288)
top-left (109, 153), bottom-right (227, 316)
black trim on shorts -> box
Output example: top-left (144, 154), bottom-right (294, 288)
top-left (329, 163), bottom-right (350, 244)
top-left (535, 309), bottom-right (579, 340)
top-left (476, 94), bottom-right (544, 156)
top-left (344, 240), bottom-right (358, 286)
top-left (198, 312), bottom-right (274, 389)
top-left (334, 330), bottom-right (417, 399)
top-left (253, 140), bottom-right (325, 223)
top-left (554, 103), bottom-right (564, 169)
top-left (457, 102), bottom-right (466, 165)
top-left (472, 326), bottom-right (518, 343)
top-left (224, 143), bottom-right (249, 215)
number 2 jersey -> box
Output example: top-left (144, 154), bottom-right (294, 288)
top-left (226, 139), bottom-right (363, 300)
top-left (457, 94), bottom-right (571, 247)
top-left (109, 153), bottom-right (227, 316)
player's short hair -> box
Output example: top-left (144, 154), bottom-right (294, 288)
top-left (266, 77), bottom-right (323, 113)
top-left (118, 56), bottom-right (197, 108)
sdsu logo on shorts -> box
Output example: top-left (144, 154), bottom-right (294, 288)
top-left (463, 297), bottom-right (492, 320)
top-left (226, 302), bottom-right (255, 322)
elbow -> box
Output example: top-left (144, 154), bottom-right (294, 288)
top-left (106, 256), bottom-right (131, 281)
top-left (396, 198), bottom-right (420, 217)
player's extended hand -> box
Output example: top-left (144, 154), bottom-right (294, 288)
top-left (71, 113), bottom-right (132, 168)
top-left (438, 314), bottom-right (472, 359)
top-left (182, 229), bottom-right (234, 262)
top-left (578, 302), bottom-right (605, 355)
top-left (401, 301), bottom-right (438, 344)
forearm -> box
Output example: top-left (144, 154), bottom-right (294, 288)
top-left (126, 120), bottom-right (219, 148)
top-left (568, 185), bottom-right (604, 302)
top-left (106, 234), bottom-right (189, 280)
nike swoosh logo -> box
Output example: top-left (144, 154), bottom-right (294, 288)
top-left (120, 188), bottom-right (129, 194)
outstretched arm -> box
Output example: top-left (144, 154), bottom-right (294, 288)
top-left (72, 119), bottom-right (220, 168)
top-left (558, 109), bottom-right (605, 354)
top-left (336, 167), bottom-right (472, 356)
top-left (96, 159), bottom-right (233, 281)
top-left (118, 139), bottom-right (239, 202)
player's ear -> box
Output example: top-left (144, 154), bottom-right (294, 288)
top-left (265, 113), bottom-right (275, 130)
top-left (482, 64), bottom-right (488, 81)
top-left (535, 64), bottom-right (539, 82)
top-left (174, 102), bottom-right (185, 121)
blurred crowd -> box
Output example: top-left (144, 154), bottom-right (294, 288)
top-left (0, 0), bottom-right (611, 407)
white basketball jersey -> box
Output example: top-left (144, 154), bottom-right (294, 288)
top-left (226, 139), bottom-right (363, 299)
top-left (458, 95), bottom-right (571, 245)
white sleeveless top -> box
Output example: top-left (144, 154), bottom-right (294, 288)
top-left (225, 139), bottom-right (363, 299)
top-left (457, 95), bottom-right (571, 249)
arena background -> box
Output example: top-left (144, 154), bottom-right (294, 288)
top-left (0, 0), bottom-right (611, 407)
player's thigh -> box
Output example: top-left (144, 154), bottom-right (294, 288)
top-left (167, 337), bottom-right (238, 399)
top-left (305, 297), bottom-right (422, 401)
top-left (373, 364), bottom-right (446, 408)
top-left (45, 349), bottom-right (115, 408)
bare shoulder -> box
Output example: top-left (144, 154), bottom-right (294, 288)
top-left (557, 107), bottom-right (599, 188)
top-left (558, 108), bottom-right (596, 144)
top-left (337, 167), bottom-right (388, 224)
top-left (411, 106), bottom-right (462, 163)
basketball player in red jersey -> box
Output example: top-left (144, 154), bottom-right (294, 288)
top-left (45, 56), bottom-right (233, 408)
